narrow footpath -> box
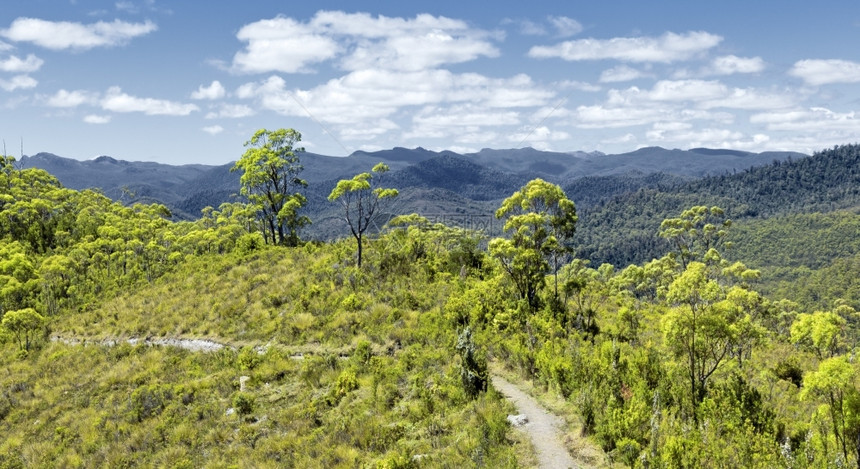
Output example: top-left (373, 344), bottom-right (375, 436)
top-left (51, 334), bottom-right (585, 467)
top-left (492, 375), bottom-right (581, 469)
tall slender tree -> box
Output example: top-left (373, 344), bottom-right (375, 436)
top-left (328, 163), bottom-right (398, 267)
top-left (490, 178), bottom-right (577, 310)
top-left (231, 128), bottom-right (309, 246)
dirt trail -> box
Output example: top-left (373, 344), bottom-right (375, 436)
top-left (52, 335), bottom-right (230, 353)
top-left (492, 375), bottom-right (581, 469)
top-left (51, 334), bottom-right (584, 467)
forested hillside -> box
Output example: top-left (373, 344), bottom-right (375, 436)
top-left (577, 144), bottom-right (860, 267)
top-left (22, 146), bottom-right (803, 238)
top-left (2, 142), bottom-right (860, 468)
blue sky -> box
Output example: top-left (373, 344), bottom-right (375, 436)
top-left (1, 0), bottom-right (860, 165)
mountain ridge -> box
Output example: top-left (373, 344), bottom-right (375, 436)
top-left (20, 146), bottom-right (807, 235)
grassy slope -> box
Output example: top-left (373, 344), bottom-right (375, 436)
top-left (1, 242), bottom-right (527, 468)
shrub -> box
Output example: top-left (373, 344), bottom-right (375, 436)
top-left (233, 392), bottom-right (255, 416)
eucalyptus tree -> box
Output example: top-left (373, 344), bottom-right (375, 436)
top-left (328, 163), bottom-right (398, 268)
top-left (658, 206), bottom-right (765, 420)
top-left (1, 307), bottom-right (44, 352)
top-left (659, 205), bottom-right (731, 270)
top-left (231, 128), bottom-right (309, 246)
top-left (489, 178), bottom-right (577, 310)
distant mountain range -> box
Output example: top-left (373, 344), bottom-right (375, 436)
top-left (20, 146), bottom-right (807, 239)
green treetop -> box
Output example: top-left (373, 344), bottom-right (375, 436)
top-left (328, 163), bottom-right (398, 268)
top-left (231, 128), bottom-right (309, 247)
top-left (489, 178), bottom-right (577, 310)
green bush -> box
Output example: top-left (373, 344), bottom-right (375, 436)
top-left (232, 392), bottom-right (255, 416)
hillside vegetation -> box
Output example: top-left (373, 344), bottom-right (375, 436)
top-left (577, 144), bottom-right (860, 267)
top-left (2, 142), bottom-right (860, 468)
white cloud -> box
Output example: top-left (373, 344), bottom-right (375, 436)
top-left (339, 28), bottom-right (499, 72)
top-left (699, 88), bottom-right (794, 110)
top-left (609, 80), bottom-right (728, 104)
top-left (508, 16), bottom-right (581, 38)
top-left (0, 54), bottom-right (43, 73)
top-left (0, 74), bottom-right (37, 91)
top-left (83, 114), bottom-right (111, 124)
top-left (789, 59), bottom-right (860, 85)
top-left (232, 16), bottom-right (339, 74)
top-left (602, 133), bottom-right (637, 145)
top-left (599, 65), bottom-right (645, 83)
top-left (647, 126), bottom-right (743, 143)
top-left (45, 89), bottom-right (98, 107)
top-left (405, 104), bottom-right (520, 141)
top-left (557, 80), bottom-right (602, 92)
top-left (750, 107), bottom-right (860, 132)
top-left (338, 119), bottom-right (399, 140)
top-left (548, 16), bottom-right (583, 37)
top-left (101, 86), bottom-right (198, 115)
top-left (191, 80), bottom-right (226, 100)
top-left (1, 17), bottom-right (156, 50)
top-left (529, 31), bottom-right (722, 63)
top-left (644, 126), bottom-right (775, 151)
top-left (202, 125), bottom-right (224, 135)
top-left (605, 80), bottom-right (795, 110)
top-left (231, 11), bottom-right (499, 74)
top-left (204, 103), bottom-right (255, 119)
top-left (238, 70), bottom-right (553, 126)
top-left (652, 121), bottom-right (693, 131)
top-left (708, 55), bottom-right (765, 75)
top-left (573, 105), bottom-right (672, 128)
top-left (508, 125), bottom-right (571, 143)
top-left (572, 100), bottom-right (736, 129)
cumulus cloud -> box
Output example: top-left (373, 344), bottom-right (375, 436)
top-left (45, 89), bottom-right (99, 107)
top-left (413, 105), bottom-right (520, 128)
top-left (1, 17), bottom-right (156, 50)
top-left (191, 80), bottom-right (226, 100)
top-left (83, 114), bottom-right (111, 124)
top-left (573, 105), bottom-right (673, 128)
top-left (232, 17), bottom-right (339, 73)
top-left (0, 74), bottom-right (37, 91)
top-left (606, 80), bottom-right (794, 110)
top-left (529, 31), bottom-right (722, 63)
top-left (750, 107), bottom-right (860, 132)
top-left (557, 80), bottom-right (602, 92)
top-left (101, 86), bottom-right (198, 115)
top-left (608, 80), bottom-right (728, 104)
top-left (789, 59), bottom-right (860, 85)
top-left (599, 65), bottom-right (645, 83)
top-left (231, 11), bottom-right (499, 74)
top-left (0, 54), bottom-right (43, 73)
top-left (238, 70), bottom-right (553, 126)
top-left (202, 125), bottom-right (224, 135)
top-left (708, 55), bottom-right (765, 75)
